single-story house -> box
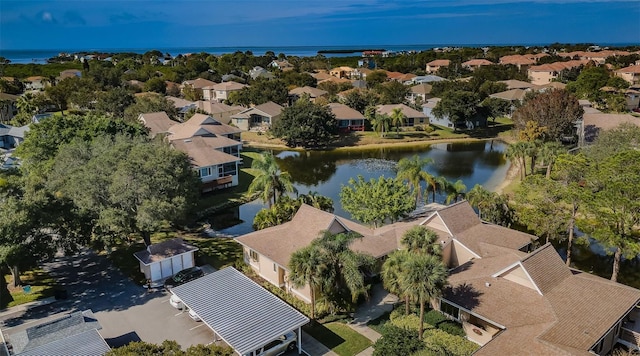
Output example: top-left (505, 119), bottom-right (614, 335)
top-left (328, 103), bottom-right (365, 132)
top-left (170, 267), bottom-right (309, 356)
top-left (4, 310), bottom-right (110, 356)
top-left (236, 201), bottom-right (640, 355)
top-left (376, 103), bottom-right (428, 127)
top-left (231, 101), bottom-right (284, 131)
top-left (580, 111), bottom-right (640, 145)
top-left (133, 238), bottom-right (198, 284)
top-left (411, 75), bottom-right (446, 85)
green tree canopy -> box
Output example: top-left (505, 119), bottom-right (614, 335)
top-left (271, 98), bottom-right (337, 148)
top-left (432, 90), bottom-right (480, 130)
top-left (105, 340), bottom-right (233, 356)
top-left (123, 94), bottom-right (178, 122)
top-left (47, 136), bottom-right (200, 247)
top-left (340, 175), bottom-right (414, 227)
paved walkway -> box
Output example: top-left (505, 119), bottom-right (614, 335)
top-left (300, 330), bottom-right (338, 356)
top-left (349, 283), bottom-right (398, 356)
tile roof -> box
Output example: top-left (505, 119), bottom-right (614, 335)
top-left (133, 238), bottom-right (199, 265)
top-left (617, 65), bottom-right (640, 74)
top-left (499, 55), bottom-right (535, 66)
top-left (426, 59), bottom-right (451, 66)
top-left (138, 111), bottom-right (177, 137)
top-left (463, 59), bottom-right (493, 66)
top-left (171, 267), bottom-right (309, 355)
top-left (529, 60), bottom-right (590, 72)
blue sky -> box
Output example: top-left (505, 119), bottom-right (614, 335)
top-left (1, 0), bottom-right (639, 50)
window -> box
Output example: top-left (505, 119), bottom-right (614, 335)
top-left (273, 263), bottom-right (277, 272)
top-left (199, 167), bottom-right (211, 177)
top-left (250, 250), bottom-right (259, 262)
top-left (440, 300), bottom-right (460, 320)
top-left (221, 162), bottom-right (237, 176)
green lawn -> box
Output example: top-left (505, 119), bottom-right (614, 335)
top-left (2, 269), bottom-right (57, 309)
top-left (182, 236), bottom-right (243, 270)
top-left (304, 322), bottom-right (372, 356)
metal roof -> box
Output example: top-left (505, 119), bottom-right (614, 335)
top-left (18, 329), bottom-right (110, 356)
top-left (171, 267), bottom-right (309, 355)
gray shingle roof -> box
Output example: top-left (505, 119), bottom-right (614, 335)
top-left (18, 329), bottom-right (110, 356)
top-left (171, 267), bottom-right (309, 355)
top-left (133, 238), bottom-right (199, 265)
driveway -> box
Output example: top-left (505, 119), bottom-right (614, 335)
top-left (0, 248), bottom-right (217, 349)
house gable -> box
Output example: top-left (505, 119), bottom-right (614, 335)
top-left (493, 262), bottom-right (542, 294)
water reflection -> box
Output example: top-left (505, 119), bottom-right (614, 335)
top-left (210, 141), bottom-right (510, 235)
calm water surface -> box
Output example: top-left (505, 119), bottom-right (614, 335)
top-left (213, 140), bottom-right (508, 236)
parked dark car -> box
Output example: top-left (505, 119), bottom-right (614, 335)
top-left (163, 267), bottom-right (204, 290)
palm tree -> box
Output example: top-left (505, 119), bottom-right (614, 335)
top-left (370, 114), bottom-right (391, 138)
top-left (525, 140), bottom-right (541, 176)
top-left (424, 172), bottom-right (442, 203)
top-left (313, 231), bottom-right (376, 303)
top-left (288, 245), bottom-right (328, 319)
top-left (467, 184), bottom-right (492, 219)
top-left (247, 152), bottom-right (296, 207)
top-left (505, 142), bottom-right (528, 181)
top-left (538, 141), bottom-right (565, 179)
top-left (396, 155), bottom-right (434, 206)
top-left (401, 226), bottom-right (442, 256)
top-left (390, 107), bottom-right (406, 136)
top-left (401, 254), bottom-right (447, 339)
top-left (381, 250), bottom-right (412, 315)
top-left (298, 191), bottom-right (334, 212)
top-left (16, 93), bottom-right (38, 116)
top-left (443, 179), bottom-right (467, 204)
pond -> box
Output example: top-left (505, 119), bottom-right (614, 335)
top-left (212, 140), bottom-right (509, 236)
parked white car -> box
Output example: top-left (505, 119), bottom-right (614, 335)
top-left (169, 294), bottom-right (183, 309)
top-left (188, 308), bottom-right (201, 322)
top-left (244, 331), bottom-right (297, 356)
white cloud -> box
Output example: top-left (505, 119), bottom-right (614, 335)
top-left (41, 11), bottom-right (53, 22)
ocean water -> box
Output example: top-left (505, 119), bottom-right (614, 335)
top-left (0, 44), bottom-right (471, 64)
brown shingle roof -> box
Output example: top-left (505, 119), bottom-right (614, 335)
top-left (171, 136), bottom-right (240, 168)
top-left (499, 79), bottom-right (535, 90)
top-left (410, 83), bottom-right (433, 95)
top-left (520, 244), bottom-right (572, 294)
top-left (376, 104), bottom-right (427, 119)
top-left (328, 103), bottom-right (365, 120)
top-left (435, 200), bottom-right (481, 235)
top-left (289, 86), bottom-right (328, 98)
top-left (168, 114), bottom-right (242, 140)
top-left (138, 111), bottom-right (177, 137)
top-left (211, 81), bottom-right (246, 91)
top-left (489, 88), bottom-right (527, 101)
top-left (183, 78), bottom-right (217, 89)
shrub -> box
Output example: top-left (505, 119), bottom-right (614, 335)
top-left (423, 310), bottom-right (446, 326)
top-left (438, 320), bottom-right (465, 336)
top-left (422, 329), bottom-right (479, 356)
top-left (389, 314), bottom-right (425, 332)
top-left (373, 325), bottom-right (425, 356)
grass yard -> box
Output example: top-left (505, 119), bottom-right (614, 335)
top-left (3, 269), bottom-right (57, 309)
top-left (304, 321), bottom-right (372, 356)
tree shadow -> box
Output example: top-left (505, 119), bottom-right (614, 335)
top-left (443, 282), bottom-right (482, 310)
top-left (105, 331), bottom-right (142, 348)
top-left (302, 323), bottom-right (346, 350)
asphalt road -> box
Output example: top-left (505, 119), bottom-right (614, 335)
top-left (0, 248), bottom-right (217, 349)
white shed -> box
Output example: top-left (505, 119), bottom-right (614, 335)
top-left (133, 238), bottom-right (199, 283)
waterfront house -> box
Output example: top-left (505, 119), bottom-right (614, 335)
top-left (231, 101), bottom-right (284, 131)
top-left (235, 201), bottom-right (640, 355)
top-left (328, 103), bottom-right (365, 132)
top-left (376, 103), bottom-right (428, 127)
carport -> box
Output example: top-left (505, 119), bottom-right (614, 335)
top-left (170, 266), bottom-right (309, 355)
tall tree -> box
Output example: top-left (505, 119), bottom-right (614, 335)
top-left (271, 98), bottom-right (337, 148)
top-left (512, 89), bottom-right (583, 141)
top-left (505, 142), bottom-right (529, 181)
top-left (389, 107), bottom-right (406, 135)
top-left (395, 155), bottom-right (434, 206)
top-left (579, 150), bottom-right (640, 282)
top-left (381, 250), bottom-right (412, 315)
top-left (401, 254), bottom-right (447, 339)
top-left (443, 179), bottom-right (467, 204)
top-left (340, 175), bottom-right (414, 227)
top-left (370, 113), bottom-right (392, 138)
top-left (247, 152), bottom-right (296, 207)
top-left (538, 141), bottom-right (565, 179)
top-left (288, 245), bottom-right (328, 319)
top-left (432, 90), bottom-right (479, 131)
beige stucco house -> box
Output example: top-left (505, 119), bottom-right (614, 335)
top-left (235, 201), bottom-right (640, 355)
top-left (425, 59), bottom-right (450, 74)
top-left (616, 65), bottom-right (640, 85)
